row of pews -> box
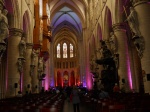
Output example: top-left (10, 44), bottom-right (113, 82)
top-left (82, 92), bottom-right (150, 112)
top-left (0, 92), bottom-right (65, 112)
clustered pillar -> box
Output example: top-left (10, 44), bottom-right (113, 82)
top-left (6, 28), bottom-right (23, 97)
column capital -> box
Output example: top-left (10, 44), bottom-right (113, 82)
top-left (26, 43), bottom-right (33, 49)
top-left (112, 23), bottom-right (126, 32)
top-left (9, 28), bottom-right (23, 37)
top-left (132, 0), bottom-right (149, 7)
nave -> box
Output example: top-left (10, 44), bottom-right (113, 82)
top-left (1, 89), bottom-right (150, 112)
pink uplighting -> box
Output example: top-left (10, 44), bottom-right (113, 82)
top-left (86, 70), bottom-right (92, 90)
top-left (127, 56), bottom-right (133, 89)
top-left (125, 37), bottom-right (133, 90)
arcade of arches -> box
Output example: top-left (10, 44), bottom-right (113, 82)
top-left (0, 0), bottom-right (150, 99)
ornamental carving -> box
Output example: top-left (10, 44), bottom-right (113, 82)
top-left (26, 43), bottom-right (33, 49)
top-left (112, 23), bottom-right (126, 31)
top-left (9, 28), bottom-right (23, 37)
top-left (132, 36), bottom-right (145, 58)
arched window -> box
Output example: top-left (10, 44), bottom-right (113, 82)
top-left (70, 43), bottom-right (73, 58)
top-left (57, 43), bottom-right (60, 58)
top-left (63, 43), bottom-right (67, 58)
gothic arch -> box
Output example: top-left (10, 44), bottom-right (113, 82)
top-left (5, 0), bottom-right (20, 28)
top-left (97, 23), bottom-right (102, 41)
top-left (63, 71), bottom-right (69, 86)
top-left (57, 71), bottom-right (62, 86)
top-left (103, 6), bottom-right (112, 40)
top-left (23, 10), bottom-right (31, 43)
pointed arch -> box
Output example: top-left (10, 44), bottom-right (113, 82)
top-left (5, 0), bottom-right (20, 28)
top-left (97, 23), bottom-right (102, 41)
top-left (23, 10), bottom-right (31, 43)
top-left (103, 6), bottom-right (112, 40)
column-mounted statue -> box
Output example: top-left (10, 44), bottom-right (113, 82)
top-left (31, 49), bottom-right (37, 65)
top-left (38, 57), bottom-right (43, 78)
top-left (127, 7), bottom-right (145, 58)
top-left (17, 58), bottom-right (25, 73)
top-left (127, 7), bottom-right (141, 37)
top-left (0, 0), bottom-right (8, 63)
top-left (0, 9), bottom-right (9, 43)
top-left (30, 49), bottom-right (37, 76)
top-left (19, 34), bottom-right (26, 58)
top-left (109, 32), bottom-right (117, 54)
top-left (132, 36), bottom-right (145, 58)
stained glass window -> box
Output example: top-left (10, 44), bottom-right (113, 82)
top-left (70, 43), bottom-right (73, 58)
top-left (57, 43), bottom-right (60, 58)
top-left (63, 43), bottom-right (67, 58)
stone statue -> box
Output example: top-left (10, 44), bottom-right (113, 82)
top-left (17, 58), bottom-right (25, 73)
top-left (0, 8), bottom-right (9, 43)
top-left (38, 57), bottom-right (43, 73)
top-left (133, 36), bottom-right (145, 58)
top-left (127, 7), bottom-right (141, 37)
top-left (19, 36), bottom-right (26, 57)
top-left (109, 32), bottom-right (117, 54)
top-left (31, 49), bottom-right (36, 65)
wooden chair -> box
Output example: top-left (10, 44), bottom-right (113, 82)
top-left (23, 108), bottom-right (40, 112)
top-left (109, 104), bottom-right (125, 112)
top-left (40, 107), bottom-right (58, 112)
top-left (101, 102), bottom-right (110, 112)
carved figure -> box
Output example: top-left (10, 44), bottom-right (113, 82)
top-left (19, 36), bottom-right (26, 57)
top-left (133, 37), bottom-right (145, 58)
top-left (0, 9), bottom-right (9, 42)
top-left (109, 32), bottom-right (117, 54)
top-left (127, 7), bottom-right (141, 37)
top-left (38, 57), bottom-right (43, 72)
top-left (17, 58), bottom-right (25, 73)
top-left (31, 49), bottom-right (36, 65)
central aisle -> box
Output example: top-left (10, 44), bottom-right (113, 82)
top-left (63, 99), bottom-right (93, 112)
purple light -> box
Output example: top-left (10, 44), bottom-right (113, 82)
top-left (86, 70), bottom-right (92, 90)
top-left (127, 56), bottom-right (133, 89)
top-left (125, 36), bottom-right (133, 90)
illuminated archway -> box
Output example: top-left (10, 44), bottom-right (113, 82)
top-left (63, 71), bottom-right (69, 86)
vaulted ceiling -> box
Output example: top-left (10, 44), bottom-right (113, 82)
top-left (48, 0), bottom-right (88, 43)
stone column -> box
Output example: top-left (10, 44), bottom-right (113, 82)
top-left (23, 43), bottom-right (33, 94)
top-left (31, 50), bottom-right (39, 93)
top-left (6, 28), bottom-right (23, 97)
top-left (81, 28), bottom-right (86, 86)
top-left (113, 23), bottom-right (132, 92)
top-left (133, 0), bottom-right (150, 93)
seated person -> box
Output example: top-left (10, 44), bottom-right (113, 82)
top-left (99, 89), bottom-right (109, 99)
top-left (113, 83), bottom-right (120, 93)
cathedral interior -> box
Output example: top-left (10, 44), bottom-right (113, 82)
top-left (0, 0), bottom-right (150, 106)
